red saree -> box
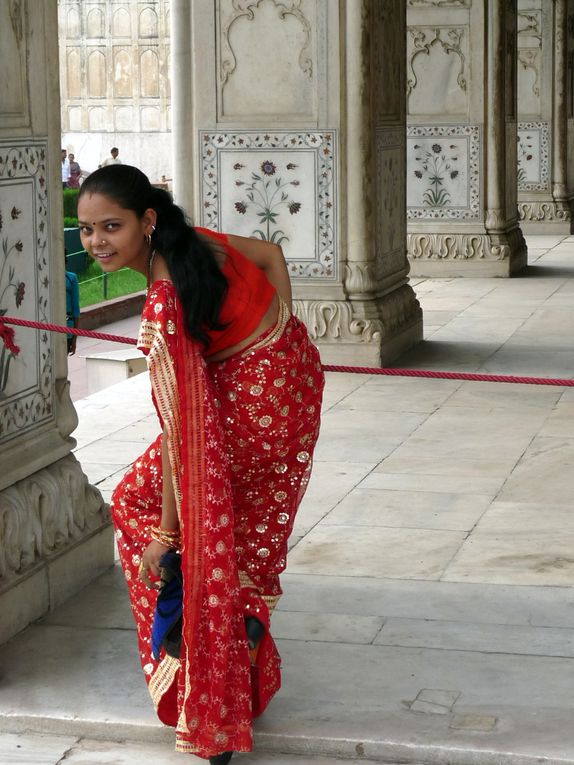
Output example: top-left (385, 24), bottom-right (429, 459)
top-left (111, 281), bottom-right (324, 758)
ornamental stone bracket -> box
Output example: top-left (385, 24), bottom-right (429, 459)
top-left (294, 284), bottom-right (423, 366)
top-left (0, 453), bottom-right (113, 644)
top-left (518, 199), bottom-right (573, 233)
top-left (407, 225), bottom-right (528, 276)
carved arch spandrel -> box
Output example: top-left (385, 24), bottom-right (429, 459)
top-left (219, 0), bottom-right (313, 89)
top-left (407, 26), bottom-right (467, 100)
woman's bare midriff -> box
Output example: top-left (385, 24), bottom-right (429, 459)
top-left (205, 292), bottom-right (281, 363)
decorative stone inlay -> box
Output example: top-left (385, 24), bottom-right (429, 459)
top-left (518, 201), bottom-right (572, 222)
top-left (517, 121), bottom-right (549, 192)
top-left (0, 453), bottom-right (109, 579)
top-left (408, 232), bottom-right (512, 261)
top-left (0, 140), bottom-right (53, 442)
top-left (407, 124), bottom-right (481, 220)
top-left (201, 131), bottom-right (337, 279)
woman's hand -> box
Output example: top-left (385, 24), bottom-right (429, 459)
top-left (139, 539), bottom-right (171, 588)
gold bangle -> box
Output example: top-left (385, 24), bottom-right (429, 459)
top-left (150, 525), bottom-right (181, 548)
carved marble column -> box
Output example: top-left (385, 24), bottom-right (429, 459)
top-left (407, 0), bottom-right (527, 276)
top-left (172, 0), bottom-right (421, 365)
top-left (517, 0), bottom-right (573, 230)
top-left (0, 0), bottom-right (111, 644)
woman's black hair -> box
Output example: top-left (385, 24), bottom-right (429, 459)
top-left (79, 164), bottom-right (227, 347)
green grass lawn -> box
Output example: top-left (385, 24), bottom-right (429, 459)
top-left (79, 260), bottom-right (147, 307)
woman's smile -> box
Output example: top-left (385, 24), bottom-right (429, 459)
top-left (77, 192), bottom-right (153, 276)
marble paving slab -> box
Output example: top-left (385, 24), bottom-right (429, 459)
top-left (322, 488), bottom-right (491, 531)
top-left (278, 572), bottom-right (574, 627)
top-left (286, 525), bottom-right (466, 580)
top-left (497, 436), bottom-right (574, 505)
top-left (375, 617), bottom-right (574, 657)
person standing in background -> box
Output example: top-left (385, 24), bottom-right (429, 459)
top-left (61, 149), bottom-right (70, 188)
top-left (65, 250), bottom-right (80, 355)
top-left (68, 153), bottom-right (81, 188)
top-left (100, 147), bottom-right (122, 167)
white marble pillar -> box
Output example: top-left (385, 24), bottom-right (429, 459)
top-left (517, 0), bottom-right (573, 230)
top-left (0, 0), bottom-right (111, 645)
top-left (406, 0), bottom-right (527, 276)
top-left (172, 0), bottom-right (421, 365)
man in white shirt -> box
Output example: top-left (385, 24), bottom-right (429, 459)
top-left (100, 147), bottom-right (122, 167)
top-left (61, 149), bottom-right (70, 188)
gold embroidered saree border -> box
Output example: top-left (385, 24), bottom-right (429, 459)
top-left (148, 655), bottom-right (181, 710)
top-left (139, 318), bottom-right (183, 522)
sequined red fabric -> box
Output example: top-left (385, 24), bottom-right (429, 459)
top-left (111, 281), bottom-right (324, 758)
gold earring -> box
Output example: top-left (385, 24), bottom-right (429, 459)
top-left (145, 233), bottom-right (151, 247)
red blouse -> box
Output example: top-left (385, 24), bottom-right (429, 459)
top-left (195, 227), bottom-right (277, 355)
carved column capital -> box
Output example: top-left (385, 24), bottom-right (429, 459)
top-left (344, 261), bottom-right (378, 299)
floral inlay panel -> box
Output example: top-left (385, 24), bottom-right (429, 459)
top-left (201, 131), bottom-right (337, 279)
top-left (407, 124), bottom-right (481, 220)
top-left (517, 121), bottom-right (549, 192)
top-left (0, 140), bottom-right (53, 442)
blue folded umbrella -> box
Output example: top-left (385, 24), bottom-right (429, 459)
top-left (151, 550), bottom-right (183, 661)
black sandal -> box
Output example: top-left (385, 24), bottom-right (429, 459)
top-left (209, 753), bottom-right (233, 765)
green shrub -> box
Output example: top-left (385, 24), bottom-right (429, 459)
top-left (64, 216), bottom-right (78, 228)
top-left (63, 188), bottom-right (80, 218)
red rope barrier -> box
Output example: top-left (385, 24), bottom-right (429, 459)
top-left (1, 315), bottom-right (137, 345)
top-left (321, 364), bottom-right (574, 387)
top-left (2, 315), bottom-right (574, 387)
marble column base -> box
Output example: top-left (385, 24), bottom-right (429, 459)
top-left (0, 454), bottom-right (113, 645)
top-left (518, 199), bottom-right (573, 234)
top-left (295, 285), bottom-right (423, 367)
top-left (407, 226), bottom-right (528, 277)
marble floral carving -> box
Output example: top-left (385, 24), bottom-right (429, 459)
top-left (292, 300), bottom-right (382, 344)
top-left (0, 141), bottom-right (53, 441)
top-left (412, 142), bottom-right (460, 208)
top-left (233, 159), bottom-right (302, 245)
top-left (518, 202), bottom-right (571, 222)
top-left (0, 205), bottom-right (25, 397)
top-left (517, 121), bottom-right (549, 192)
top-left (407, 125), bottom-right (481, 220)
top-left (408, 233), bottom-right (510, 261)
top-left (0, 453), bottom-right (109, 579)
top-left (201, 131), bottom-right (337, 279)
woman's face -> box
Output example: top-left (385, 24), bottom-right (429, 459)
top-left (78, 192), bottom-right (155, 276)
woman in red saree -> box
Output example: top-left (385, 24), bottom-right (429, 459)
top-left (78, 166), bottom-right (324, 763)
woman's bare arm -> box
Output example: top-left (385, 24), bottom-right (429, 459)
top-left (227, 235), bottom-right (292, 311)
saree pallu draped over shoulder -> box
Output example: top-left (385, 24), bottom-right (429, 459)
top-left (111, 281), bottom-right (324, 758)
